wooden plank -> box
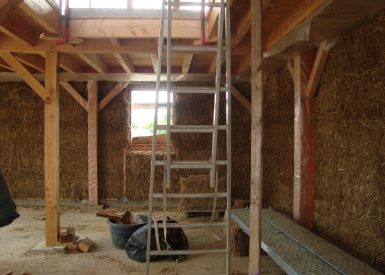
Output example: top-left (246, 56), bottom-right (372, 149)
top-left (0, 0), bottom-right (23, 22)
top-left (306, 40), bottom-right (333, 98)
top-left (78, 53), bottom-right (107, 73)
top-left (231, 85), bottom-right (251, 113)
top-left (98, 82), bottom-right (129, 112)
top-left (293, 53), bottom-right (313, 226)
top-left (181, 54), bottom-right (193, 74)
top-left (87, 80), bottom-right (98, 206)
top-left (60, 81), bottom-right (88, 111)
top-left (264, 0), bottom-right (329, 50)
top-left (0, 16), bottom-right (36, 45)
top-left (0, 52), bottom-right (46, 99)
top-left (70, 19), bottom-right (201, 39)
top-left (249, 0), bottom-right (263, 273)
top-left (19, 0), bottom-right (63, 34)
top-left (44, 50), bottom-right (60, 246)
top-left (15, 54), bottom-right (45, 72)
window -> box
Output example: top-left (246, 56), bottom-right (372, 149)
top-left (69, 0), bottom-right (128, 8)
top-left (131, 90), bottom-right (173, 138)
top-left (132, 0), bottom-right (209, 11)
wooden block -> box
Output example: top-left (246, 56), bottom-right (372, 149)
top-left (78, 238), bottom-right (95, 253)
top-left (59, 227), bottom-right (75, 244)
top-left (66, 243), bottom-right (79, 253)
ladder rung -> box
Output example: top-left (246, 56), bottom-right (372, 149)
top-left (171, 87), bottom-right (228, 94)
top-left (164, 45), bottom-right (225, 53)
top-left (154, 160), bottom-right (227, 169)
top-left (150, 249), bottom-right (227, 256)
top-left (165, 1), bottom-right (225, 8)
top-left (152, 222), bottom-right (227, 229)
top-left (152, 192), bottom-right (228, 199)
top-left (156, 125), bottom-right (227, 133)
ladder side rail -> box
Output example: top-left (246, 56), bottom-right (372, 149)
top-left (146, 0), bottom-right (167, 273)
top-left (210, 0), bottom-right (225, 188)
top-left (166, 0), bottom-right (172, 189)
top-left (225, 0), bottom-right (232, 273)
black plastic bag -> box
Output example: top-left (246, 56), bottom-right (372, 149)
top-left (0, 171), bottom-right (20, 228)
top-left (124, 217), bottom-right (188, 262)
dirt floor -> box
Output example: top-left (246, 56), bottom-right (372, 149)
top-left (0, 206), bottom-right (283, 275)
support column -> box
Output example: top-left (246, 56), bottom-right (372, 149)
top-left (44, 51), bottom-right (60, 246)
top-left (249, 0), bottom-right (264, 273)
top-left (293, 54), bottom-right (314, 227)
top-left (88, 80), bottom-right (98, 206)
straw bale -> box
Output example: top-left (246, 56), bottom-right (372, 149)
top-left (314, 11), bottom-right (385, 271)
top-left (231, 221), bottom-right (249, 256)
top-left (179, 175), bottom-right (227, 211)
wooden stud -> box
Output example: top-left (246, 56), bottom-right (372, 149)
top-left (88, 80), bottom-right (98, 206)
top-left (249, 0), bottom-right (264, 273)
top-left (60, 82), bottom-right (88, 111)
top-left (98, 82), bottom-right (129, 112)
top-left (231, 85), bottom-right (251, 113)
top-left (0, 52), bottom-right (46, 99)
top-left (44, 50), bottom-right (60, 246)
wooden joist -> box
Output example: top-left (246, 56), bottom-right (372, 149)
top-left (109, 38), bottom-right (134, 73)
top-left (44, 50), bottom-right (60, 246)
top-left (182, 54), bottom-right (193, 74)
top-left (249, 0), bottom-right (264, 273)
top-left (98, 82), bottom-right (129, 112)
top-left (19, 0), bottom-right (63, 34)
top-left (0, 0), bottom-right (23, 22)
top-left (0, 52), bottom-right (46, 99)
top-left (151, 54), bottom-right (158, 74)
top-left (78, 53), bottom-right (107, 73)
top-left (59, 54), bottom-right (82, 74)
top-left (0, 16), bottom-right (36, 46)
top-left (60, 81), bottom-right (88, 111)
top-left (231, 85), bottom-right (251, 113)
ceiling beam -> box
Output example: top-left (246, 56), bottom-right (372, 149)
top-left (0, 17), bottom-right (36, 45)
top-left (19, 0), bottom-right (63, 34)
top-left (182, 54), bottom-right (193, 74)
top-left (264, 0), bottom-right (330, 50)
top-left (70, 18), bottom-right (201, 39)
top-left (109, 38), bottom-right (134, 73)
top-left (0, 0), bottom-right (23, 22)
top-left (0, 52), bottom-right (46, 99)
top-left (78, 53), bottom-right (107, 73)
top-left (59, 54), bottom-right (82, 74)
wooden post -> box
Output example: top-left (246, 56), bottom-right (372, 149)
top-left (44, 50), bottom-right (60, 246)
top-left (249, 0), bottom-right (263, 273)
top-left (88, 80), bottom-right (98, 206)
top-left (293, 54), bottom-right (314, 226)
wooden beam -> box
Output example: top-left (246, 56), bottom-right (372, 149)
top-left (0, 16), bottom-right (36, 45)
top-left (181, 54), bottom-right (193, 74)
top-left (19, 0), bottom-right (63, 34)
top-left (287, 60), bottom-right (295, 81)
top-left (249, 0), bottom-right (263, 273)
top-left (70, 19), bottom-right (201, 39)
top-left (59, 54), bottom-right (82, 74)
top-left (98, 82), bottom-right (129, 112)
top-left (231, 8), bottom-right (251, 48)
top-left (306, 40), bottom-right (333, 98)
top-left (0, 52), bottom-right (46, 99)
top-left (87, 80), bottom-right (98, 206)
top-left (264, 0), bottom-right (329, 50)
top-left (0, 0), bottom-right (23, 22)
top-left (150, 54), bottom-right (158, 74)
top-left (78, 53), bottom-right (107, 73)
top-left (293, 53), bottom-right (313, 226)
top-left (109, 38), bottom-right (134, 73)
top-left (231, 85), bottom-right (251, 113)
top-left (0, 57), bottom-right (13, 71)
top-left (60, 81), bottom-right (88, 111)
top-left (235, 54), bottom-right (251, 75)
top-left (44, 50), bottom-right (60, 246)
top-left (15, 54), bottom-right (45, 72)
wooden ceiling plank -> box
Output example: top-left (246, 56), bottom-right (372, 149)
top-left (60, 81), bottom-right (88, 111)
top-left (98, 82), bottom-right (129, 112)
top-left (0, 52), bottom-right (46, 99)
top-left (78, 53), bottom-right (107, 73)
top-left (182, 54), bottom-right (193, 74)
top-left (19, 0), bottom-right (63, 34)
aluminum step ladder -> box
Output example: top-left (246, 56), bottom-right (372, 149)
top-left (146, 0), bottom-right (231, 274)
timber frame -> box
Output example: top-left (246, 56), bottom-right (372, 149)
top-left (1, 1), bottom-right (384, 273)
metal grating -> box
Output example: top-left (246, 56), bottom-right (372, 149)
top-left (231, 208), bottom-right (381, 275)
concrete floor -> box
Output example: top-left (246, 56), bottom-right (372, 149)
top-left (0, 206), bottom-right (284, 275)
